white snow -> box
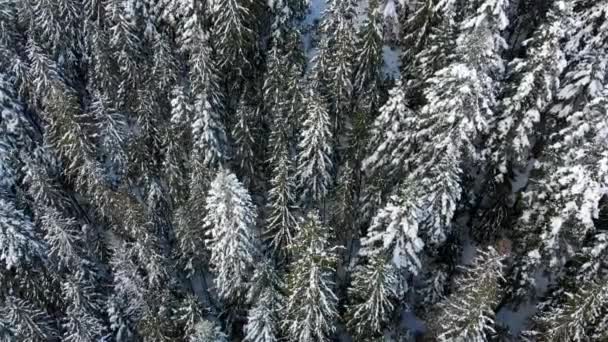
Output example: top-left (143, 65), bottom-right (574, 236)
top-left (496, 302), bottom-right (537, 335)
top-left (383, 46), bottom-right (401, 78)
top-left (511, 159), bottom-right (535, 193)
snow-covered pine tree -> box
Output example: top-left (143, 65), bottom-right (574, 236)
top-left (472, 0), bottom-right (571, 245)
top-left (243, 258), bottom-right (283, 342)
top-left (346, 254), bottom-right (398, 339)
top-left (353, 0), bottom-right (385, 121)
top-left (359, 185), bottom-right (424, 295)
top-left (188, 320), bottom-right (229, 342)
top-left (265, 138), bottom-right (298, 259)
top-left (296, 90), bottom-right (333, 206)
top-left (61, 273), bottom-right (105, 342)
top-left (20, 0), bottom-right (83, 69)
top-left (488, 0), bottom-right (571, 181)
top-left (0, 296), bottom-right (56, 341)
top-left (407, 0), bottom-right (459, 102)
top-left (205, 169), bottom-right (259, 301)
top-left (317, 0), bottom-right (356, 149)
top-left (430, 247), bottom-right (504, 341)
top-left (189, 27), bottom-right (228, 168)
top-left (210, 0), bottom-right (255, 78)
top-left (163, 84), bottom-right (192, 205)
top-left (284, 211), bottom-right (338, 342)
top-left (519, 1), bottom-right (608, 270)
top-left (89, 91), bottom-right (130, 190)
top-left (0, 75), bottom-right (45, 270)
top-left (105, 0), bottom-right (143, 101)
top-left (525, 279), bottom-right (608, 341)
top-left (400, 0), bottom-right (439, 77)
top-left (262, 3), bottom-right (303, 258)
top-left (232, 95), bottom-right (259, 189)
top-left (362, 81), bottom-right (416, 185)
top-left (406, 0), bottom-right (510, 246)
top-left (107, 240), bottom-right (145, 341)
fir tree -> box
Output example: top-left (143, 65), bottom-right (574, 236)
top-left (243, 258), bottom-right (283, 342)
top-left (488, 1), bottom-right (571, 180)
top-left (296, 91), bottom-right (333, 205)
top-left (346, 254), bottom-right (398, 339)
top-left (205, 169), bottom-right (259, 301)
top-left (0, 296), bottom-right (56, 342)
top-left (210, 0), bottom-right (255, 77)
top-left (362, 81), bottom-right (416, 184)
top-left (189, 26), bottom-right (228, 168)
top-left (353, 0), bottom-right (385, 121)
top-left (265, 140), bottom-right (298, 259)
top-left (526, 279), bottom-right (608, 341)
top-left (232, 96), bottom-right (259, 189)
top-left (284, 211), bottom-right (338, 342)
top-left (359, 186), bottom-right (424, 294)
top-left (430, 247), bottom-right (504, 341)
top-left (519, 0), bottom-right (608, 268)
top-left (189, 320), bottom-right (229, 342)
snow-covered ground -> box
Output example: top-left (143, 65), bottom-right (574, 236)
top-left (302, 0), bottom-right (401, 78)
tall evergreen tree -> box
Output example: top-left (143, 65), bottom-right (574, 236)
top-left (284, 212), bottom-right (338, 342)
top-left (296, 91), bottom-right (333, 205)
top-left (205, 169), bottom-right (259, 301)
top-left (346, 254), bottom-right (398, 339)
top-left (430, 247), bottom-right (504, 341)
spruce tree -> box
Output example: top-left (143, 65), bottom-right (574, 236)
top-left (359, 186), bottom-right (424, 295)
top-left (284, 212), bottom-right (338, 342)
top-left (430, 247), bottom-right (504, 341)
top-left (243, 258), bottom-right (283, 342)
top-left (205, 169), bottom-right (259, 301)
top-left (346, 254), bottom-right (398, 339)
top-left (296, 90), bottom-right (333, 206)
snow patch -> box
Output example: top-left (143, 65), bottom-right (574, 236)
top-left (400, 310), bottom-right (427, 335)
top-left (383, 46), bottom-right (401, 79)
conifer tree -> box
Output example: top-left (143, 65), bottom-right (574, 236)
top-left (430, 247), bottom-right (504, 341)
top-left (0, 296), bottom-right (56, 342)
top-left (488, 1), bottom-right (571, 180)
top-left (359, 187), bottom-right (424, 294)
top-left (296, 91), bottom-right (333, 205)
top-left (519, 1), bottom-right (608, 269)
top-left (210, 0), bottom-right (255, 78)
top-left (315, 0), bottom-right (356, 146)
top-left (346, 254), bottom-right (398, 339)
top-left (205, 169), bottom-right (259, 301)
top-left (189, 320), bottom-right (229, 342)
top-left (232, 96), bottom-right (259, 189)
top-left (284, 212), bottom-right (338, 342)
top-left (362, 81), bottom-right (416, 184)
top-left (353, 0), bottom-right (385, 119)
top-left (189, 25), bottom-right (228, 168)
top-left (243, 258), bottom-right (283, 342)
top-left (265, 140), bottom-right (298, 258)
top-left (526, 279), bottom-right (608, 341)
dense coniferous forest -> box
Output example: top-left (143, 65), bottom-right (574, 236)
top-left (1, 0), bottom-right (607, 341)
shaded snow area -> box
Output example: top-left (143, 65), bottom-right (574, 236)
top-left (303, 0), bottom-right (326, 56)
top-left (401, 310), bottom-right (426, 335)
top-left (496, 302), bottom-right (537, 336)
top-left (383, 45), bottom-right (401, 78)
top-left (511, 159), bottom-right (535, 194)
top-left (496, 268), bottom-right (551, 335)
